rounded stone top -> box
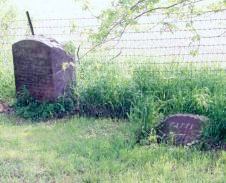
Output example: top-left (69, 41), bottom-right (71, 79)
top-left (13, 35), bottom-right (64, 50)
top-left (157, 113), bottom-right (209, 146)
top-left (162, 113), bottom-right (208, 122)
top-left (12, 35), bottom-right (75, 102)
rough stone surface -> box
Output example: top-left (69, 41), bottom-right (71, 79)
top-left (12, 36), bottom-right (75, 101)
top-left (157, 114), bottom-right (208, 146)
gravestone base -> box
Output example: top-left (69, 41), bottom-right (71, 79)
top-left (157, 114), bottom-right (208, 146)
top-left (12, 36), bottom-right (75, 102)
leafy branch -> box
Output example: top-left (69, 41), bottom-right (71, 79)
top-left (75, 0), bottom-right (225, 62)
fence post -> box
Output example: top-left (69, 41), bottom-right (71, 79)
top-left (26, 11), bottom-right (35, 35)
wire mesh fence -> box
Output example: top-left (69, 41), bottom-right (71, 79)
top-left (0, 9), bottom-right (226, 69)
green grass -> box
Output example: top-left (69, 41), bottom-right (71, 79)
top-left (76, 58), bottom-right (226, 142)
top-left (1, 55), bottom-right (226, 182)
top-left (3, 56), bottom-right (225, 142)
top-left (0, 59), bottom-right (15, 103)
top-left (0, 114), bottom-right (225, 183)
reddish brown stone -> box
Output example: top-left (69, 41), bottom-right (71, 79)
top-left (157, 114), bottom-right (208, 146)
top-left (12, 36), bottom-right (75, 101)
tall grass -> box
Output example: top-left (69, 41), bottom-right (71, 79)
top-left (0, 54), bottom-right (15, 103)
top-left (77, 58), bottom-right (135, 118)
top-left (76, 58), bottom-right (226, 143)
top-left (5, 53), bottom-right (225, 143)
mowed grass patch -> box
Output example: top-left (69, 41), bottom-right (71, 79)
top-left (0, 114), bottom-right (225, 183)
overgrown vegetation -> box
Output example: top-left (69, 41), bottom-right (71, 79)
top-left (0, 61), bottom-right (15, 103)
top-left (75, 58), bottom-right (226, 144)
top-left (0, 0), bottom-right (17, 103)
top-left (10, 57), bottom-right (226, 146)
top-left (14, 87), bottom-right (78, 121)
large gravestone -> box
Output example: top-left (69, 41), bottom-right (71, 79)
top-left (12, 36), bottom-right (75, 101)
top-left (157, 114), bottom-right (208, 146)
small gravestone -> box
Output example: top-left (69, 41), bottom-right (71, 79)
top-left (157, 114), bottom-right (208, 146)
top-left (12, 36), bottom-right (75, 101)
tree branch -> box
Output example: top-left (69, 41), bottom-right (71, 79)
top-left (76, 44), bottom-right (81, 63)
top-left (134, 0), bottom-right (204, 20)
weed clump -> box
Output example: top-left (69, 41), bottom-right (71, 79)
top-left (14, 87), bottom-right (77, 121)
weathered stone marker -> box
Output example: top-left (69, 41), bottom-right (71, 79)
top-left (12, 36), bottom-right (75, 101)
top-left (157, 114), bottom-right (208, 146)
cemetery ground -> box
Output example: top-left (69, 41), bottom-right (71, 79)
top-left (0, 114), bottom-right (225, 182)
top-left (0, 59), bottom-right (226, 182)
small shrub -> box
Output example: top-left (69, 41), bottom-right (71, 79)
top-left (63, 41), bottom-right (76, 56)
top-left (14, 87), bottom-right (78, 121)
